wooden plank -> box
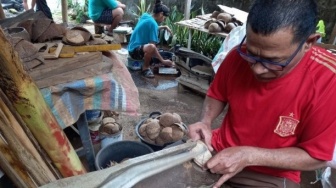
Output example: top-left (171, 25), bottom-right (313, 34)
top-left (43, 43), bottom-right (64, 60)
top-left (176, 75), bottom-right (209, 95)
top-left (0, 10), bottom-right (44, 28)
top-left (29, 52), bottom-right (102, 81)
top-left (35, 59), bottom-right (113, 88)
top-left (190, 65), bottom-right (214, 76)
top-left (176, 19), bottom-right (228, 38)
top-left (49, 44), bottom-right (122, 53)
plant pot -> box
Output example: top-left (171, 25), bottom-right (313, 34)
top-left (95, 141), bottom-right (153, 170)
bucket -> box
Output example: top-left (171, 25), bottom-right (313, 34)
top-left (95, 141), bottom-right (154, 170)
top-left (88, 121), bottom-right (102, 144)
top-left (85, 110), bottom-right (101, 122)
top-left (99, 123), bottom-right (123, 148)
top-left (127, 56), bottom-right (143, 71)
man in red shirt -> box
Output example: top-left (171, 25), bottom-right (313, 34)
top-left (188, 0), bottom-right (336, 187)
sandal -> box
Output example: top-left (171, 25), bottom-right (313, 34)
top-left (141, 69), bottom-right (155, 78)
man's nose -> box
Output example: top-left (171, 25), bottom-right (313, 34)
top-left (251, 62), bottom-right (269, 74)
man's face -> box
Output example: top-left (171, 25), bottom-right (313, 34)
top-left (242, 25), bottom-right (307, 82)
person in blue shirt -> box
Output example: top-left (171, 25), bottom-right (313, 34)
top-left (128, 0), bottom-right (174, 78)
top-left (88, 0), bottom-right (126, 35)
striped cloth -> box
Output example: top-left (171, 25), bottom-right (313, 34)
top-left (40, 53), bottom-right (140, 129)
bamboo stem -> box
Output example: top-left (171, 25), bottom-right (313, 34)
top-left (0, 134), bottom-right (36, 188)
top-left (0, 89), bottom-right (61, 180)
top-left (0, 29), bottom-right (86, 177)
top-left (0, 98), bottom-right (54, 185)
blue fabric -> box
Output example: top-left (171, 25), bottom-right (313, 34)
top-left (88, 0), bottom-right (118, 21)
top-left (128, 13), bottom-right (159, 52)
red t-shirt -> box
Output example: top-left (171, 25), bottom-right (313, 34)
top-left (208, 46), bottom-right (336, 183)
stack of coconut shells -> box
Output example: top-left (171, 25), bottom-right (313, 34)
top-left (139, 112), bottom-right (187, 146)
top-left (204, 11), bottom-right (244, 33)
top-left (99, 111), bottom-right (122, 136)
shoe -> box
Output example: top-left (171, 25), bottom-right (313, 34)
top-left (141, 69), bottom-right (154, 78)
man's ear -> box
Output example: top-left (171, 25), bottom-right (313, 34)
top-left (304, 33), bottom-right (321, 52)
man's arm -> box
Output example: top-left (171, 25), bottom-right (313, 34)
top-left (208, 146), bottom-right (327, 188)
top-left (159, 25), bottom-right (172, 35)
top-left (188, 96), bottom-right (226, 151)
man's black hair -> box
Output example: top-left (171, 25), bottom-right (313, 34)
top-left (247, 0), bottom-right (318, 43)
top-left (153, 0), bottom-right (170, 17)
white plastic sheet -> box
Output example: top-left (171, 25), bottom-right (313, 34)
top-left (211, 24), bottom-right (246, 73)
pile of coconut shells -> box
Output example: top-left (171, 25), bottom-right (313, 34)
top-left (138, 112), bottom-right (188, 146)
top-left (204, 11), bottom-right (243, 33)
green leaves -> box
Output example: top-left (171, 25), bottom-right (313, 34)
top-left (131, 0), bottom-right (151, 24)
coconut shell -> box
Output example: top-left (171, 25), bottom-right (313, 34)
top-left (204, 19), bottom-right (216, 29)
top-left (171, 126), bottom-right (184, 142)
top-left (208, 23), bottom-right (221, 32)
top-left (32, 18), bottom-right (53, 42)
top-left (155, 136), bottom-right (165, 146)
top-left (17, 20), bottom-right (35, 41)
top-left (217, 13), bottom-right (232, 23)
top-left (102, 123), bottom-right (120, 134)
top-left (145, 118), bottom-right (159, 124)
top-left (37, 23), bottom-right (64, 43)
top-left (146, 121), bottom-right (161, 140)
top-left (159, 113), bottom-right (181, 127)
top-left (224, 22), bottom-right (237, 33)
top-left (139, 123), bottom-right (148, 138)
top-left (103, 117), bottom-right (116, 125)
top-left (210, 10), bottom-right (220, 18)
top-left (159, 127), bottom-right (173, 143)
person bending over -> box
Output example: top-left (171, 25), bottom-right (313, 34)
top-left (188, 0), bottom-right (336, 187)
top-left (127, 0), bottom-right (174, 78)
top-left (23, 0), bottom-right (53, 20)
top-left (88, 0), bottom-right (125, 35)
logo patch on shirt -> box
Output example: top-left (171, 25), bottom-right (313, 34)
top-left (274, 116), bottom-right (299, 137)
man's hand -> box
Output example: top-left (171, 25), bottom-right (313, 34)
top-left (188, 122), bottom-right (213, 151)
top-left (205, 146), bottom-right (251, 188)
top-left (117, 1), bottom-right (126, 9)
top-left (162, 59), bottom-right (175, 67)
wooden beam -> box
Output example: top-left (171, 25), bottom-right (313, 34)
top-left (0, 10), bottom-right (44, 28)
top-left (328, 23), bottom-right (336, 45)
top-left (49, 44), bottom-right (122, 54)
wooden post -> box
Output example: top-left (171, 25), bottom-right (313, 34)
top-left (0, 4), bottom-right (5, 20)
top-left (61, 0), bottom-right (68, 25)
top-left (184, 0), bottom-right (192, 66)
top-left (0, 29), bottom-right (86, 177)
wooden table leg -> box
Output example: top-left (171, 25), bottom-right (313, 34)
top-left (76, 113), bottom-right (96, 172)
